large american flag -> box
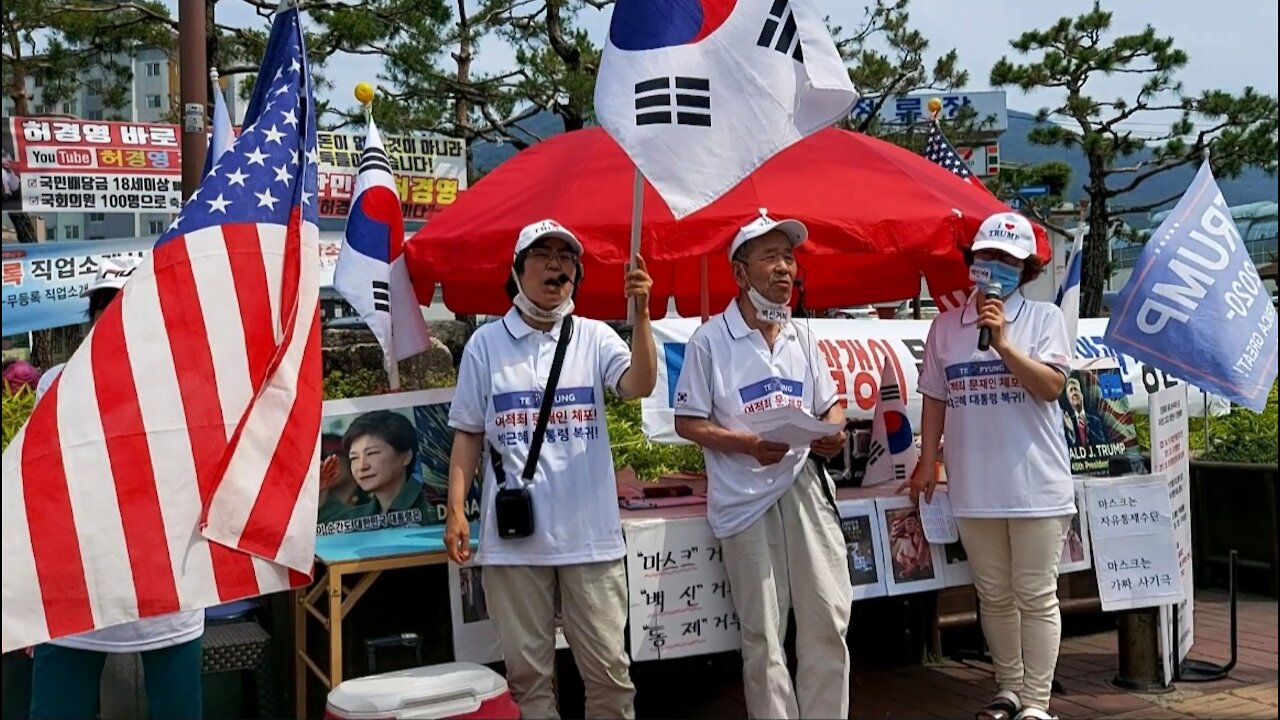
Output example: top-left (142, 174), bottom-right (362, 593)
top-left (1, 3), bottom-right (321, 653)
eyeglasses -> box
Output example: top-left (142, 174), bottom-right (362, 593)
top-left (527, 248), bottom-right (578, 265)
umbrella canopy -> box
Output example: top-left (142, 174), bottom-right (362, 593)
top-left (406, 127), bottom-right (1042, 318)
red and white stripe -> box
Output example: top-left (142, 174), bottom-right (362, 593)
top-left (1, 214), bottom-right (320, 652)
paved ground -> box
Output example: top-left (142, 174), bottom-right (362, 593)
top-left (621, 590), bottom-right (1278, 719)
top-left (853, 591), bottom-right (1277, 719)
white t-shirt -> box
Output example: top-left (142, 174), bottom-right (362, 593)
top-left (449, 309), bottom-right (631, 566)
top-left (918, 291), bottom-right (1075, 519)
top-left (672, 301), bottom-right (839, 539)
top-left (36, 364), bottom-right (206, 653)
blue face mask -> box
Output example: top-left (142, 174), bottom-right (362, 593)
top-left (970, 259), bottom-right (1021, 296)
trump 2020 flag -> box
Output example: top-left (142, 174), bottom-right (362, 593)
top-left (334, 117), bottom-right (430, 369)
top-left (864, 363), bottom-right (918, 487)
top-left (1105, 161), bottom-right (1277, 413)
top-left (1056, 224), bottom-right (1085, 349)
top-left (595, 0), bottom-right (859, 218)
top-left (1, 0), bottom-right (321, 653)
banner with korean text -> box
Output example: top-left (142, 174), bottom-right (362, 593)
top-left (3, 117), bottom-right (467, 220)
top-left (644, 317), bottom-right (1228, 444)
top-left (3, 117), bottom-right (181, 214)
top-left (2, 235), bottom-right (345, 335)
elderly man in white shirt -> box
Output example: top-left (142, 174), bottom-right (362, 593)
top-left (673, 212), bottom-right (852, 720)
top-left (444, 219), bottom-right (657, 720)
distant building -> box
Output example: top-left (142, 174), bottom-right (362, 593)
top-left (2, 45), bottom-right (252, 243)
top-left (1112, 201), bottom-right (1278, 295)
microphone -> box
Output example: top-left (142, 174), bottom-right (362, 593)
top-left (977, 283), bottom-right (1002, 351)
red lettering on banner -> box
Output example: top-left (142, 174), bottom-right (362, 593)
top-left (817, 336), bottom-right (910, 413)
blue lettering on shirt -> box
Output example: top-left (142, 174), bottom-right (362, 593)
top-left (945, 360), bottom-right (1010, 380)
top-left (493, 386), bottom-right (596, 412)
top-left (738, 377), bottom-right (805, 404)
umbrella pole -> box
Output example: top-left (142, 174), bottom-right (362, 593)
top-left (700, 256), bottom-right (710, 323)
top-left (628, 166), bottom-right (643, 325)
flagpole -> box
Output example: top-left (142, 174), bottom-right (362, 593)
top-left (357, 82), bottom-right (401, 392)
top-left (628, 166), bottom-right (643, 325)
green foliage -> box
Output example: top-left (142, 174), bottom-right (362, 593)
top-left (1132, 383), bottom-right (1278, 465)
top-left (990, 1), bottom-right (1279, 317)
top-left (2, 0), bottom-right (175, 115)
top-left (987, 160), bottom-right (1074, 214)
top-left (605, 392), bottom-right (704, 482)
top-left (322, 367), bottom-right (459, 400)
top-left (832, 0), bottom-right (969, 138)
top-left (2, 385), bottom-right (36, 452)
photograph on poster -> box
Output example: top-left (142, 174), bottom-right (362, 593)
top-left (1060, 484), bottom-right (1093, 574)
top-left (317, 389), bottom-right (480, 536)
top-left (836, 499), bottom-right (887, 600)
top-left (1059, 368), bottom-right (1140, 476)
top-left (459, 566), bottom-right (489, 624)
top-left (875, 497), bottom-right (945, 595)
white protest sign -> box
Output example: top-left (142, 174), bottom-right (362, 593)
top-left (644, 317), bottom-right (1229, 444)
top-left (623, 517), bottom-right (739, 661)
top-left (1151, 385), bottom-right (1194, 682)
top-left (1086, 474), bottom-right (1185, 612)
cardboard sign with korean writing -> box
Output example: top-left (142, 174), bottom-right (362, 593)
top-left (623, 517), bottom-right (739, 661)
top-left (1151, 385), bottom-right (1194, 680)
top-left (1086, 474), bottom-right (1185, 612)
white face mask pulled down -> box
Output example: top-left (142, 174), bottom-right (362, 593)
top-left (512, 268), bottom-right (575, 324)
top-left (747, 285), bottom-right (792, 325)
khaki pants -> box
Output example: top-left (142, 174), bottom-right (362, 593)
top-left (482, 560), bottom-right (635, 720)
top-left (720, 462), bottom-right (852, 719)
top-left (956, 516), bottom-right (1071, 712)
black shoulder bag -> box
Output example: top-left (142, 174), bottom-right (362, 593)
top-left (489, 316), bottom-right (574, 539)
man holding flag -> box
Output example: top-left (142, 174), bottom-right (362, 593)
top-left (3, 5), bottom-right (321, 700)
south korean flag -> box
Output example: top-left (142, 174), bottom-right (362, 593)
top-left (595, 0), bottom-right (859, 219)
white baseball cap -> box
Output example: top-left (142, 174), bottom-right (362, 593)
top-left (970, 212), bottom-right (1036, 260)
top-left (514, 219), bottom-right (584, 258)
top-left (81, 256), bottom-right (142, 297)
top-left (728, 209), bottom-right (808, 261)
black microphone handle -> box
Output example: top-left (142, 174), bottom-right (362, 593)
top-left (976, 288), bottom-right (1000, 351)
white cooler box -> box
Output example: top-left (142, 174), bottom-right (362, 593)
top-left (324, 662), bottom-right (520, 720)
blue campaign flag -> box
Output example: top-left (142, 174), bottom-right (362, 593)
top-left (1105, 161), bottom-right (1277, 412)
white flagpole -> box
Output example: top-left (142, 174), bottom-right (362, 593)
top-left (627, 166), bottom-right (643, 325)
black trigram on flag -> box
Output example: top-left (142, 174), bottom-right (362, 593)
top-left (757, 0), bottom-right (804, 63)
top-left (867, 440), bottom-right (885, 467)
top-left (372, 280), bottom-right (391, 313)
top-left (893, 463), bottom-right (907, 482)
top-left (880, 383), bottom-right (901, 402)
top-left (634, 77), bottom-right (712, 127)
top-left (361, 142), bottom-right (393, 175)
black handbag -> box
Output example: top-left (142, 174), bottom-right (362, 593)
top-left (489, 316), bottom-right (574, 539)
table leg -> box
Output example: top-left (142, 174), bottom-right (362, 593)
top-left (329, 567), bottom-right (344, 690)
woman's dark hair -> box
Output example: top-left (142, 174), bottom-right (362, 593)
top-left (86, 288), bottom-right (119, 320)
top-left (962, 248), bottom-right (1045, 287)
top-left (342, 410), bottom-right (417, 465)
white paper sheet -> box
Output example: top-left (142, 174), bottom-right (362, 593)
top-left (738, 406), bottom-right (838, 448)
top-left (920, 492), bottom-right (959, 544)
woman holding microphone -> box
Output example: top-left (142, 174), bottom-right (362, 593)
top-left (906, 212), bottom-right (1074, 720)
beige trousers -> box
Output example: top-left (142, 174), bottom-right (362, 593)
top-left (956, 516), bottom-right (1071, 712)
top-left (720, 462), bottom-right (853, 719)
top-left (482, 560), bottom-right (636, 720)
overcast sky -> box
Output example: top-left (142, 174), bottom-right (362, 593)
top-left (180, 0), bottom-right (1278, 129)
